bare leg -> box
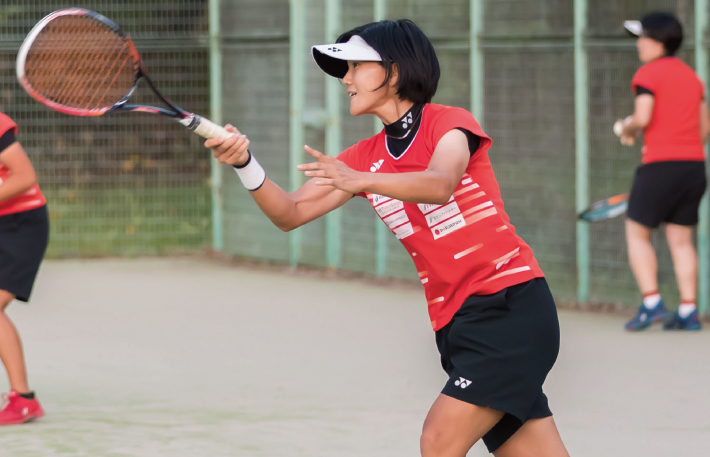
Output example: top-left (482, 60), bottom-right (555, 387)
top-left (493, 417), bottom-right (569, 457)
top-left (420, 394), bottom-right (504, 457)
top-left (665, 223), bottom-right (697, 302)
top-left (625, 219), bottom-right (658, 294)
top-left (0, 290), bottom-right (30, 393)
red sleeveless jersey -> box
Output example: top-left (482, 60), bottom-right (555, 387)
top-left (631, 57), bottom-right (706, 164)
top-left (0, 113), bottom-right (46, 217)
top-left (338, 104), bottom-right (544, 330)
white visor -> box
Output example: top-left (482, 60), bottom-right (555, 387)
top-left (311, 35), bottom-right (382, 78)
top-left (624, 20), bottom-right (643, 37)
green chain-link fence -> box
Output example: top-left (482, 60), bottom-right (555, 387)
top-left (1, 1), bottom-right (212, 257)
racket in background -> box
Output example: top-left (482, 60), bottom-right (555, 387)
top-left (578, 193), bottom-right (629, 222)
top-left (16, 8), bottom-right (230, 139)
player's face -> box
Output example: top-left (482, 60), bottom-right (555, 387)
top-left (636, 36), bottom-right (666, 63)
top-left (341, 61), bottom-right (394, 117)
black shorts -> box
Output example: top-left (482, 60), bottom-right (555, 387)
top-left (627, 161), bottom-right (707, 228)
top-left (0, 205), bottom-right (49, 302)
top-left (435, 277), bottom-right (560, 453)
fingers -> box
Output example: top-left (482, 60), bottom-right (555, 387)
top-left (211, 134), bottom-right (250, 165)
top-left (620, 135), bottom-right (635, 146)
top-left (296, 162), bottom-right (321, 172)
top-left (303, 169), bottom-right (329, 178)
top-left (304, 145), bottom-right (324, 160)
top-left (204, 124), bottom-right (240, 148)
top-left (225, 124), bottom-right (242, 135)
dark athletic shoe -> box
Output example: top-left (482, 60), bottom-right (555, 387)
top-left (625, 300), bottom-right (669, 331)
top-left (663, 309), bottom-right (702, 331)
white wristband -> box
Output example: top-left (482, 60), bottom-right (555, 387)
top-left (233, 152), bottom-right (266, 191)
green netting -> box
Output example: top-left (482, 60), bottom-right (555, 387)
top-left (587, 0), bottom-right (695, 38)
top-left (483, 46), bottom-right (577, 299)
top-left (1, 1), bottom-right (211, 258)
top-left (220, 42), bottom-right (291, 261)
top-left (483, 0), bottom-right (573, 37)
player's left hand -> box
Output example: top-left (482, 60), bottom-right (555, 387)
top-left (297, 146), bottom-right (366, 194)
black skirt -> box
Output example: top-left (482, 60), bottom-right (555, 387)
top-left (435, 277), bottom-right (560, 453)
top-left (0, 205), bottom-right (49, 302)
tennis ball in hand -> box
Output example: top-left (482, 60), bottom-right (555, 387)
top-left (613, 120), bottom-right (624, 137)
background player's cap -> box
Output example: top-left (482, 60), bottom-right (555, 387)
top-left (624, 20), bottom-right (643, 37)
top-left (311, 35), bottom-right (382, 79)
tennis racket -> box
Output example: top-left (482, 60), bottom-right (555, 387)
top-left (578, 193), bottom-right (629, 222)
top-left (16, 8), bottom-right (229, 139)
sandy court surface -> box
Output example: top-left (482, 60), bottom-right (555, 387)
top-left (1, 258), bottom-right (708, 456)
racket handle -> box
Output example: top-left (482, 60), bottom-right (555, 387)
top-left (179, 115), bottom-right (232, 139)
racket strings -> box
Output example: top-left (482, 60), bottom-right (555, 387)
top-left (24, 15), bottom-right (136, 112)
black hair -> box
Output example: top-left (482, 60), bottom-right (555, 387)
top-left (337, 19), bottom-right (440, 104)
top-left (641, 12), bottom-right (683, 56)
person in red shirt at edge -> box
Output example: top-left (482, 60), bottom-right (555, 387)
top-left (206, 19), bottom-right (569, 457)
top-left (0, 112), bottom-right (48, 424)
top-left (616, 13), bottom-right (709, 332)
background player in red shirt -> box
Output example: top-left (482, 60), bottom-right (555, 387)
top-left (0, 112), bottom-right (48, 424)
top-left (206, 20), bottom-right (569, 457)
top-left (616, 13), bottom-right (709, 331)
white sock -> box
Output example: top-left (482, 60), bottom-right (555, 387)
top-left (643, 293), bottom-right (661, 309)
top-left (678, 303), bottom-right (696, 318)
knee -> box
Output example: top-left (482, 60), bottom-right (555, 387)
top-left (666, 234), bottom-right (693, 250)
top-left (420, 424), bottom-right (448, 457)
top-left (665, 225), bottom-right (694, 249)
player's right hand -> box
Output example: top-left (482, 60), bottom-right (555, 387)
top-left (205, 124), bottom-right (250, 166)
top-left (620, 134), bottom-right (635, 146)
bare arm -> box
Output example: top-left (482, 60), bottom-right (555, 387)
top-left (0, 142), bottom-right (37, 203)
top-left (298, 129), bottom-right (471, 205)
top-left (247, 178), bottom-right (352, 231)
top-left (700, 101), bottom-right (710, 144)
top-left (206, 125), bottom-right (352, 232)
top-left (617, 94), bottom-right (655, 145)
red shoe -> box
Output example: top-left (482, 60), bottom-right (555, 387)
top-left (0, 390), bottom-right (44, 425)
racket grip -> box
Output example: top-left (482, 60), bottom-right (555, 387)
top-left (179, 115), bottom-right (232, 139)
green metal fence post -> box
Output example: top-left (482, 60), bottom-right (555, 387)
top-left (470, 0), bottom-right (484, 124)
top-left (374, 0), bottom-right (388, 277)
top-left (325, 0), bottom-right (342, 269)
top-left (574, 0), bottom-right (590, 303)
top-left (290, 0), bottom-right (306, 267)
top-left (209, 0), bottom-right (223, 251)
top-left (696, 0), bottom-right (709, 316)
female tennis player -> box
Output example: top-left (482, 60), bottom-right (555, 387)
top-left (206, 19), bottom-right (568, 456)
top-left (0, 112), bottom-right (48, 424)
top-left (616, 13), bottom-right (709, 331)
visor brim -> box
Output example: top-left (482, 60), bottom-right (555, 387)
top-left (311, 37), bottom-right (382, 79)
top-left (624, 20), bottom-right (643, 37)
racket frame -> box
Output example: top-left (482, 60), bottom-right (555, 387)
top-left (578, 193), bottom-right (629, 222)
top-left (16, 8), bottom-right (228, 138)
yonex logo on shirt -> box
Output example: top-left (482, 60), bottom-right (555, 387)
top-left (370, 159), bottom-right (384, 172)
top-left (454, 377), bottom-right (472, 389)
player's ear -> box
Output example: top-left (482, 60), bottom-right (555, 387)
top-left (388, 63), bottom-right (399, 87)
